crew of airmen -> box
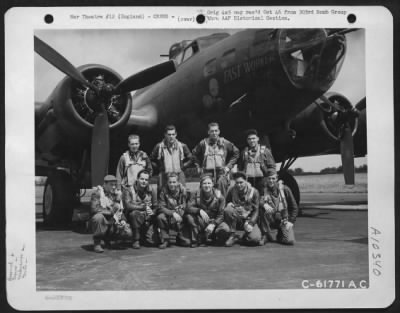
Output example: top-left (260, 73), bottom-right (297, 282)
top-left (90, 122), bottom-right (298, 252)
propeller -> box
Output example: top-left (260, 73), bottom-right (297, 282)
top-left (317, 93), bottom-right (362, 185)
top-left (340, 125), bottom-right (355, 184)
top-left (35, 35), bottom-right (176, 186)
top-left (91, 106), bottom-right (110, 187)
top-left (34, 36), bottom-right (98, 92)
top-left (115, 60), bottom-right (176, 94)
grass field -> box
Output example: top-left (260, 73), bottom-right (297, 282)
top-left (296, 173), bottom-right (367, 193)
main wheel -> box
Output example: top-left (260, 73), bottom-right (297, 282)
top-left (278, 170), bottom-right (300, 206)
top-left (43, 171), bottom-right (74, 226)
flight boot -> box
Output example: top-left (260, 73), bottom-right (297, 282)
top-left (132, 240), bottom-right (141, 249)
top-left (224, 234), bottom-right (238, 247)
top-left (158, 238), bottom-right (169, 249)
top-left (93, 239), bottom-right (104, 253)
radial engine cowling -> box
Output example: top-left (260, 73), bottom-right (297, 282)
top-left (49, 65), bottom-right (132, 144)
top-left (285, 92), bottom-right (358, 158)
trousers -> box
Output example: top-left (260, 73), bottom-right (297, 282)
top-left (183, 213), bottom-right (230, 245)
top-left (224, 204), bottom-right (262, 245)
top-left (90, 213), bottom-right (132, 241)
top-left (259, 207), bottom-right (295, 245)
top-left (156, 213), bottom-right (190, 246)
top-left (126, 210), bottom-right (157, 245)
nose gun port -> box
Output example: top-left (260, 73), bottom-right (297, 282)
top-left (278, 29), bottom-right (346, 92)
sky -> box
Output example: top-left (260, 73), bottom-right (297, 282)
top-left (34, 28), bottom-right (366, 172)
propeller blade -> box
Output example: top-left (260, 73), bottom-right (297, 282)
top-left (355, 97), bottom-right (366, 111)
top-left (340, 126), bottom-right (355, 185)
top-left (34, 36), bottom-right (97, 91)
top-left (91, 110), bottom-right (110, 186)
top-left (115, 60), bottom-right (176, 93)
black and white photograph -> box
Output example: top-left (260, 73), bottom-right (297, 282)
top-left (5, 6), bottom-right (395, 310)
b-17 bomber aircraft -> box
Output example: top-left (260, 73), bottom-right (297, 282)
top-left (35, 28), bottom-right (367, 225)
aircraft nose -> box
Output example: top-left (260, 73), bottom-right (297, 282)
top-left (278, 29), bottom-right (346, 92)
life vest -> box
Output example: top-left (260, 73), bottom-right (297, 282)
top-left (203, 138), bottom-right (226, 170)
top-left (122, 151), bottom-right (147, 186)
top-left (95, 185), bottom-right (121, 210)
top-left (231, 183), bottom-right (255, 211)
top-left (158, 140), bottom-right (184, 173)
top-left (264, 183), bottom-right (287, 212)
top-left (162, 184), bottom-right (186, 214)
top-left (243, 145), bottom-right (266, 178)
top-left (194, 189), bottom-right (222, 217)
top-left (128, 184), bottom-right (153, 208)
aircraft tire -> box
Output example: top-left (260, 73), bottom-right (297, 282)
top-left (278, 170), bottom-right (300, 206)
top-left (42, 171), bottom-right (74, 226)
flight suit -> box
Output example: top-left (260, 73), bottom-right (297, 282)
top-left (259, 183), bottom-right (298, 245)
top-left (185, 188), bottom-right (230, 245)
top-left (156, 184), bottom-right (191, 246)
top-left (90, 186), bottom-right (132, 244)
top-left (116, 150), bottom-right (153, 189)
top-left (150, 139), bottom-right (193, 191)
top-left (192, 137), bottom-right (239, 196)
top-left (224, 183), bottom-right (262, 245)
top-left (238, 144), bottom-right (276, 194)
top-left (122, 183), bottom-right (158, 246)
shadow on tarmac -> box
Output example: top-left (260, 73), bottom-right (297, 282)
top-left (297, 210), bottom-right (335, 219)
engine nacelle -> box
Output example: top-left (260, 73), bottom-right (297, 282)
top-left (43, 65), bottom-right (132, 146)
top-left (271, 92), bottom-right (358, 159)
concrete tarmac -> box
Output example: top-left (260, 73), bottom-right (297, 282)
top-left (36, 188), bottom-right (368, 291)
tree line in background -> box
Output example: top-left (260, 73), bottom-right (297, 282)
top-left (35, 164), bottom-right (368, 185)
top-left (288, 164), bottom-right (368, 176)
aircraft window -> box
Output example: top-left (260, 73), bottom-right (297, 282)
top-left (221, 49), bottom-right (236, 69)
top-left (174, 50), bottom-right (184, 65)
top-left (278, 29), bottom-right (346, 90)
top-left (181, 42), bottom-right (199, 64)
top-left (182, 46), bottom-right (194, 63)
top-left (203, 58), bottom-right (217, 77)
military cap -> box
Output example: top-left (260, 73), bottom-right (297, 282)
top-left (245, 129), bottom-right (258, 138)
top-left (232, 171), bottom-right (247, 180)
top-left (200, 174), bottom-right (213, 184)
top-left (266, 168), bottom-right (278, 177)
top-left (104, 174), bottom-right (117, 182)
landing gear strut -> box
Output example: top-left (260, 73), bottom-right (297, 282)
top-left (43, 170), bottom-right (76, 226)
top-left (279, 157), bottom-right (300, 206)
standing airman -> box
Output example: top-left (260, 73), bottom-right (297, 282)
top-left (192, 122), bottom-right (239, 196)
top-left (116, 134), bottom-right (153, 189)
top-left (238, 129), bottom-right (276, 194)
top-left (150, 125), bottom-right (193, 191)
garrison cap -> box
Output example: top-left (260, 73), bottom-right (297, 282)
top-left (104, 174), bottom-right (117, 182)
top-left (245, 129), bottom-right (258, 138)
top-left (266, 168), bottom-right (278, 177)
top-left (233, 171), bottom-right (247, 180)
top-left (200, 174), bottom-right (213, 184)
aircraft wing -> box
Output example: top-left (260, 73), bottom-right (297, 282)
top-left (270, 93), bottom-right (367, 184)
